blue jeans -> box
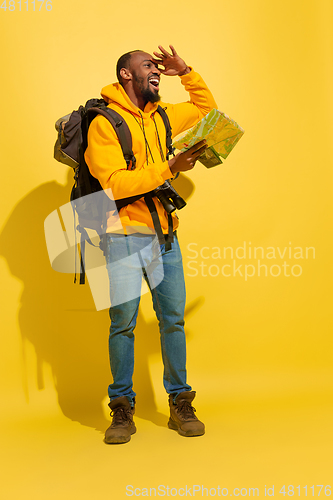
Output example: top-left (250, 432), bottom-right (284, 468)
top-left (105, 232), bottom-right (192, 406)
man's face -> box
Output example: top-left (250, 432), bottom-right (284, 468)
top-left (129, 52), bottom-right (161, 104)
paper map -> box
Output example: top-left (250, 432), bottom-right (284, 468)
top-left (172, 109), bottom-right (244, 168)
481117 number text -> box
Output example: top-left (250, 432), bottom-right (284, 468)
top-left (1, 0), bottom-right (52, 10)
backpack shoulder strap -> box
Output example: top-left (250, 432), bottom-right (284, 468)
top-left (156, 105), bottom-right (174, 160)
top-left (82, 105), bottom-right (137, 171)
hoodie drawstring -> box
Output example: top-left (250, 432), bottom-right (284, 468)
top-left (133, 110), bottom-right (166, 165)
top-left (152, 113), bottom-right (165, 162)
top-left (133, 112), bottom-right (155, 165)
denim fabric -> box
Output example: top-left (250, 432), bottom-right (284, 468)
top-left (105, 232), bottom-right (192, 406)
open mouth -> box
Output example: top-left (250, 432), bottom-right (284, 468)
top-left (149, 77), bottom-right (160, 91)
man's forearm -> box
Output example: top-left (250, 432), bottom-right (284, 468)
top-left (165, 69), bottom-right (218, 138)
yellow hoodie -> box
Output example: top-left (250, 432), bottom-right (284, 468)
top-left (84, 68), bottom-right (217, 235)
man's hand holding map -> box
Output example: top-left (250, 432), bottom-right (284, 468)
top-left (173, 109), bottom-right (244, 168)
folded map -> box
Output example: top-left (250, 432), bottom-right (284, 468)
top-left (172, 109), bottom-right (244, 168)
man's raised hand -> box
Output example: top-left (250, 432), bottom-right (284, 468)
top-left (151, 45), bottom-right (190, 77)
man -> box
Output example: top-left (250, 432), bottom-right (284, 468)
top-left (85, 45), bottom-right (217, 444)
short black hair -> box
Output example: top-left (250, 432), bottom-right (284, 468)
top-left (116, 50), bottom-right (142, 83)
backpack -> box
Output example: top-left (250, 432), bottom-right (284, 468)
top-left (54, 98), bottom-right (186, 283)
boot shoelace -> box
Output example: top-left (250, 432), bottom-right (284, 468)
top-left (111, 407), bottom-right (132, 426)
top-left (176, 400), bottom-right (197, 419)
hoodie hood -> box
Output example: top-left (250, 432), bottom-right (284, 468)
top-left (101, 82), bottom-right (160, 118)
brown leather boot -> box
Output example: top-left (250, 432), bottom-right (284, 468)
top-left (168, 391), bottom-right (205, 437)
top-left (104, 396), bottom-right (136, 444)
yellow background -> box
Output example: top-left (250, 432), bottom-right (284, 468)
top-left (1, 0), bottom-right (332, 498)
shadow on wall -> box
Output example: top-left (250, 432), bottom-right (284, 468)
top-left (0, 171), bottom-right (202, 433)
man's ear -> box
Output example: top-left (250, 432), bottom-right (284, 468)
top-left (120, 67), bottom-right (132, 82)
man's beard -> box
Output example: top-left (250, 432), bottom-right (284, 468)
top-left (134, 73), bottom-right (161, 103)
